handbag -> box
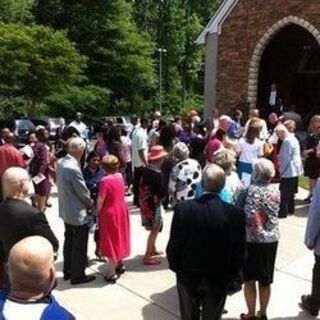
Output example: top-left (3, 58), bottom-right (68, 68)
top-left (263, 142), bottom-right (274, 157)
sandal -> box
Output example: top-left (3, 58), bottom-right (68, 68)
top-left (104, 274), bottom-right (119, 284)
top-left (116, 263), bottom-right (126, 275)
top-left (256, 311), bottom-right (268, 320)
top-left (151, 250), bottom-right (164, 256)
top-left (142, 257), bottom-right (161, 265)
top-left (240, 314), bottom-right (257, 320)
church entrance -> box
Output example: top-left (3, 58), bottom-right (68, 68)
top-left (257, 24), bottom-right (320, 119)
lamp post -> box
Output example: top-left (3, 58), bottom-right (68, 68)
top-left (158, 48), bottom-right (167, 113)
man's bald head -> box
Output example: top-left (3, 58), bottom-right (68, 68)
top-left (8, 236), bottom-right (55, 294)
top-left (2, 131), bottom-right (15, 144)
top-left (2, 167), bottom-right (29, 198)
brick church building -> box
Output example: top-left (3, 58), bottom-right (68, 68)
top-left (197, 0), bottom-right (320, 118)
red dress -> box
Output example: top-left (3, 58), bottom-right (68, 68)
top-left (98, 173), bottom-right (130, 261)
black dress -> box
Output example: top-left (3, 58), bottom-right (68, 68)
top-left (304, 134), bottom-right (320, 179)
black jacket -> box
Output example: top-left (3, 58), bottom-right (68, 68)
top-left (167, 193), bottom-right (246, 286)
top-left (0, 198), bottom-right (59, 262)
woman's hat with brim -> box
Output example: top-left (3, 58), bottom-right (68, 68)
top-left (148, 145), bottom-right (168, 161)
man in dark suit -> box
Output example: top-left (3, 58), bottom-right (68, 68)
top-left (0, 167), bottom-right (59, 288)
top-left (167, 164), bottom-right (246, 320)
top-left (55, 117), bottom-right (67, 150)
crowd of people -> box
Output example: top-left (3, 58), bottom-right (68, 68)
top-left (0, 107), bottom-right (319, 319)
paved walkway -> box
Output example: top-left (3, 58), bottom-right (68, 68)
top-left (45, 186), bottom-right (318, 319)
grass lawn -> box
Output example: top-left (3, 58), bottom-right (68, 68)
top-left (299, 176), bottom-right (309, 190)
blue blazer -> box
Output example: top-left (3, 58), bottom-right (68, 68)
top-left (305, 179), bottom-right (320, 256)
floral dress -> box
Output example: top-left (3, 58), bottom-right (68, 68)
top-left (236, 183), bottom-right (280, 243)
top-left (139, 165), bottom-right (165, 230)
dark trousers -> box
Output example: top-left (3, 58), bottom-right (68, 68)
top-left (125, 162), bottom-right (133, 189)
top-left (133, 166), bottom-right (144, 206)
top-left (279, 177), bottom-right (298, 217)
top-left (63, 223), bottom-right (89, 281)
top-left (311, 255), bottom-right (320, 308)
top-left (0, 245), bottom-right (7, 290)
top-left (177, 277), bottom-right (227, 320)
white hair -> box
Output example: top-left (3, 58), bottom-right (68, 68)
top-left (274, 124), bottom-right (288, 134)
top-left (202, 164), bottom-right (226, 193)
top-left (219, 115), bottom-right (232, 122)
top-left (173, 142), bottom-right (190, 161)
top-left (252, 158), bottom-right (275, 184)
top-left (68, 137), bottom-right (86, 152)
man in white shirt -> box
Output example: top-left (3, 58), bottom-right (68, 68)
top-left (268, 83), bottom-right (283, 116)
top-left (0, 236), bottom-right (76, 320)
top-left (132, 117), bottom-right (149, 207)
top-left (269, 83), bottom-right (277, 107)
top-left (68, 112), bottom-right (88, 142)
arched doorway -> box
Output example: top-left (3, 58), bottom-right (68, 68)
top-left (257, 24), bottom-right (320, 117)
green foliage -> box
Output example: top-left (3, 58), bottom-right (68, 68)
top-left (31, 0), bottom-right (225, 117)
top-left (0, 23), bottom-right (87, 117)
top-left (0, 0), bottom-right (34, 23)
top-left (45, 85), bottom-right (111, 119)
top-left (34, 0), bottom-right (156, 114)
top-left (133, 0), bottom-right (223, 114)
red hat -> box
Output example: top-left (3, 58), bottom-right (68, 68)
top-left (148, 146), bottom-right (168, 161)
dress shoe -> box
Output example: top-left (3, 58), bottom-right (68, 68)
top-left (300, 295), bottom-right (319, 316)
top-left (71, 275), bottom-right (96, 285)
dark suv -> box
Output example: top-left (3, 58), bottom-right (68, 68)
top-left (30, 118), bottom-right (60, 141)
top-left (0, 119), bottom-right (35, 147)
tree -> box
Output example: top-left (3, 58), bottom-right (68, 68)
top-left (132, 0), bottom-right (223, 114)
top-left (0, 24), bottom-right (87, 117)
top-left (0, 0), bottom-right (34, 23)
top-left (34, 0), bottom-right (156, 114)
top-left (45, 85), bottom-right (111, 119)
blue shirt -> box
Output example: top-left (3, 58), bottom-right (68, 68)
top-left (195, 183), bottom-right (233, 204)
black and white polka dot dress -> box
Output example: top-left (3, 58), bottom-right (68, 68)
top-left (169, 158), bottom-right (202, 206)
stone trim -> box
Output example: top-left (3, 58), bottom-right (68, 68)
top-left (247, 16), bottom-right (320, 108)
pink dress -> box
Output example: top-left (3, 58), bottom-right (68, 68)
top-left (99, 173), bottom-right (130, 260)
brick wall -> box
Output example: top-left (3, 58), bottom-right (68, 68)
top-left (216, 0), bottom-right (320, 112)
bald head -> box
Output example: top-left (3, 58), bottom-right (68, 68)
top-left (202, 164), bottom-right (226, 193)
top-left (2, 167), bottom-right (29, 199)
top-left (8, 236), bottom-right (55, 293)
top-left (250, 109), bottom-right (260, 118)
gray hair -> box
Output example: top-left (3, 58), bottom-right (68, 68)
top-left (252, 158), bottom-right (275, 184)
top-left (68, 137), bottom-right (86, 152)
top-left (274, 124), bottom-right (288, 134)
top-left (213, 149), bottom-right (236, 175)
top-left (173, 142), bottom-right (189, 161)
top-left (202, 164), bottom-right (226, 193)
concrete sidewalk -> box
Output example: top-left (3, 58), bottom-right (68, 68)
top-left (45, 186), bottom-right (317, 319)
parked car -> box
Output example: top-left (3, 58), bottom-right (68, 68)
top-left (0, 119), bottom-right (35, 147)
top-left (30, 117), bottom-right (60, 141)
top-left (101, 116), bottom-right (132, 131)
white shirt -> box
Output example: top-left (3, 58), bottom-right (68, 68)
top-left (225, 171), bottom-right (243, 197)
top-left (269, 90), bottom-right (277, 106)
top-left (132, 127), bottom-right (148, 168)
top-left (3, 299), bottom-right (85, 320)
top-left (236, 138), bottom-right (264, 163)
top-left (69, 120), bottom-right (88, 140)
top-left (3, 300), bottom-right (48, 320)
